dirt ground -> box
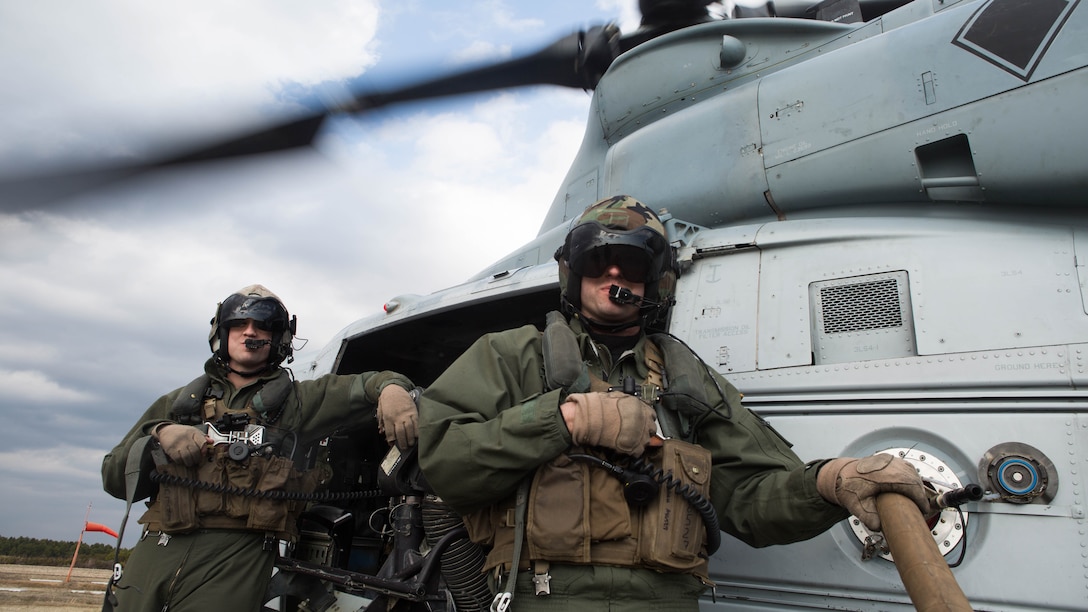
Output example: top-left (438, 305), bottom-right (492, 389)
top-left (0, 564), bottom-right (111, 611)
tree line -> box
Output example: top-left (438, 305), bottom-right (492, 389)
top-left (0, 534), bottom-right (130, 569)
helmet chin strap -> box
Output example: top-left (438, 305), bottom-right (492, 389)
top-left (214, 354), bottom-right (272, 379)
top-left (227, 364), bottom-right (271, 378)
top-left (578, 312), bottom-right (642, 334)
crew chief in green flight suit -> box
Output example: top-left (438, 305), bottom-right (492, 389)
top-left (101, 284), bottom-right (419, 612)
top-left (418, 196), bottom-right (935, 611)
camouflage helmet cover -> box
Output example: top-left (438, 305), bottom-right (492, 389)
top-left (209, 284), bottom-right (296, 366)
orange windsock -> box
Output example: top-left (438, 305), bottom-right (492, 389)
top-left (85, 521), bottom-right (119, 538)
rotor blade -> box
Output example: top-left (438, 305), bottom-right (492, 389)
top-left (0, 25), bottom-right (623, 211)
top-left (142, 24), bottom-right (621, 166)
top-left (0, 114), bottom-right (327, 211)
top-left (162, 24), bottom-right (622, 164)
top-left (156, 114), bottom-right (328, 165)
top-left (344, 24), bottom-right (622, 112)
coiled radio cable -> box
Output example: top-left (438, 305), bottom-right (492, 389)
top-left (148, 469), bottom-right (387, 502)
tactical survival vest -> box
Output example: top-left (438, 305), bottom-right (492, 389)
top-left (463, 312), bottom-right (717, 577)
top-left (139, 370), bottom-right (319, 540)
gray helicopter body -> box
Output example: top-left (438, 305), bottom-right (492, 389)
top-left (296, 0), bottom-right (1087, 609)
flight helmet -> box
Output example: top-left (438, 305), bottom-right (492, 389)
top-left (209, 284), bottom-right (296, 367)
top-left (555, 195), bottom-right (677, 327)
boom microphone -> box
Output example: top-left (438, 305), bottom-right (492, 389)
top-left (608, 284), bottom-right (661, 308)
top-left (244, 339), bottom-right (272, 349)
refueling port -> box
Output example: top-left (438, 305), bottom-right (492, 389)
top-left (849, 448), bottom-right (971, 562)
top-left (978, 442), bottom-right (1057, 504)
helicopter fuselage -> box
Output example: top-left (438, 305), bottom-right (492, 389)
top-left (298, 0), bottom-right (1088, 608)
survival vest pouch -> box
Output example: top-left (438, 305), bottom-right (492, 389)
top-left (151, 453), bottom-right (199, 533)
top-left (525, 438), bottom-right (712, 574)
top-left (146, 444), bottom-right (319, 539)
top-left (634, 438), bottom-right (712, 574)
top-left (468, 439), bottom-right (713, 575)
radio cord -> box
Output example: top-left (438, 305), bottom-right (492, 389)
top-left (148, 469), bottom-right (387, 502)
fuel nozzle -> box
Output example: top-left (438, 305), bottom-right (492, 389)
top-left (935, 483), bottom-right (984, 509)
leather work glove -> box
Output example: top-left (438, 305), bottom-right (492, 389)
top-left (817, 453), bottom-right (934, 532)
top-left (153, 423), bottom-right (209, 467)
top-left (377, 385), bottom-right (419, 450)
top-left (561, 391), bottom-right (657, 457)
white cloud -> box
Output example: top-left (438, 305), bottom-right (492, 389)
top-left (0, 1), bottom-right (382, 167)
top-left (486, 0), bottom-right (547, 31)
top-left (0, 370), bottom-right (97, 403)
top-left (0, 444), bottom-right (105, 478)
top-left (0, 341), bottom-right (60, 365)
top-left (451, 40), bottom-right (514, 64)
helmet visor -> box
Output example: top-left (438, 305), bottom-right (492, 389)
top-left (579, 245), bottom-right (653, 283)
top-left (221, 296), bottom-right (288, 332)
top-left (566, 222), bottom-right (669, 284)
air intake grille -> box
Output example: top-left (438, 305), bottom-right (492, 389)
top-left (819, 278), bottom-right (903, 334)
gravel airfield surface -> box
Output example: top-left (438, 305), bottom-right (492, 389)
top-left (0, 564), bottom-right (111, 611)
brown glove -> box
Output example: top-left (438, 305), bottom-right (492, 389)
top-left (377, 385), bottom-right (419, 450)
top-left (153, 423), bottom-right (209, 467)
top-left (817, 453), bottom-right (934, 531)
top-left (561, 391), bottom-right (656, 457)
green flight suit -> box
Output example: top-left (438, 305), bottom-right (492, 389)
top-left (102, 359), bottom-right (412, 612)
top-left (418, 318), bottom-right (847, 611)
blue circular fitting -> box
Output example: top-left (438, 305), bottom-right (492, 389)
top-left (997, 458), bottom-right (1038, 495)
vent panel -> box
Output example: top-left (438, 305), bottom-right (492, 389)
top-left (820, 278), bottom-right (904, 334)
top-left (810, 271), bottom-right (917, 364)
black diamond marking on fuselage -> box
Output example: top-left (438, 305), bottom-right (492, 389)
top-left (952, 0), bottom-right (1079, 81)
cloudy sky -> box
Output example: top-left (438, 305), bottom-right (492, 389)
top-left (0, 0), bottom-right (649, 547)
